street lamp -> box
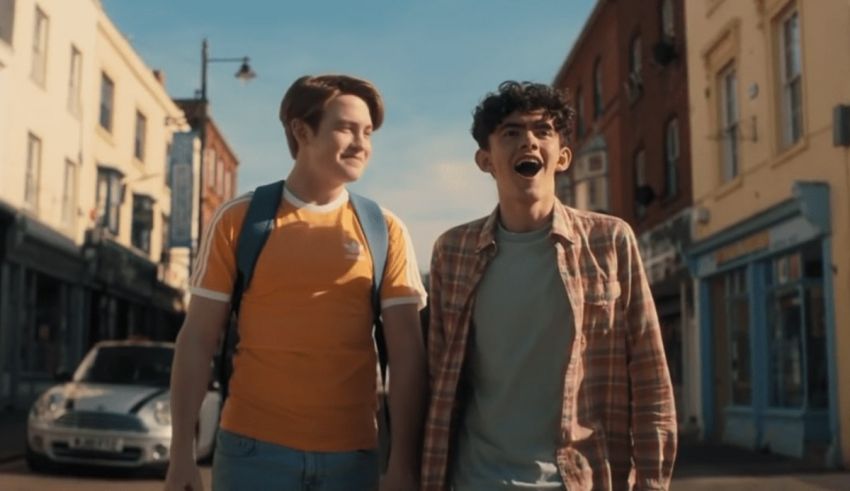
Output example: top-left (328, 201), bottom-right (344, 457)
top-left (196, 37), bottom-right (255, 249)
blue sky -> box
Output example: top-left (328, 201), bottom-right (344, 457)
top-left (102, 0), bottom-right (596, 269)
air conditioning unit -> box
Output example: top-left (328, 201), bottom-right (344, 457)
top-left (653, 40), bottom-right (677, 66)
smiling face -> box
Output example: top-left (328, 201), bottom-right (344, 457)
top-left (295, 94), bottom-right (374, 186)
top-left (475, 109), bottom-right (572, 206)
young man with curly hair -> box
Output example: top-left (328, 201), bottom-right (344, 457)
top-left (165, 75), bottom-right (427, 491)
top-left (422, 81), bottom-right (677, 490)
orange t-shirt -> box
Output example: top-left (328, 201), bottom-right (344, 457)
top-left (190, 187), bottom-right (426, 451)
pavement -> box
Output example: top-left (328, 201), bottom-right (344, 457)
top-left (2, 409), bottom-right (849, 489)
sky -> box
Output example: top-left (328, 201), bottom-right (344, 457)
top-left (102, 0), bottom-right (597, 270)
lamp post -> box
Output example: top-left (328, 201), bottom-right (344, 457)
top-left (196, 38), bottom-right (255, 249)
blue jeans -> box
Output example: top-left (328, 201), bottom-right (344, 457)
top-left (212, 429), bottom-right (379, 491)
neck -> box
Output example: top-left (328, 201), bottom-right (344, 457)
top-left (286, 159), bottom-right (346, 205)
top-left (497, 195), bottom-right (555, 233)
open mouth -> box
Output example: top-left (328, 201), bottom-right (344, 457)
top-left (514, 160), bottom-right (544, 177)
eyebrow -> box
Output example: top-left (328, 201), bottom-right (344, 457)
top-left (498, 121), bottom-right (555, 131)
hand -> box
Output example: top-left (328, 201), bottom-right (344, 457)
top-left (163, 457), bottom-right (203, 491)
top-left (379, 466), bottom-right (419, 491)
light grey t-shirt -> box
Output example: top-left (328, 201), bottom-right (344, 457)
top-left (452, 223), bottom-right (574, 491)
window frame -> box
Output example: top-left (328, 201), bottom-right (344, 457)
top-left (67, 45), bottom-right (83, 118)
top-left (776, 7), bottom-right (803, 149)
top-left (664, 117), bottom-right (680, 199)
top-left (30, 5), bottom-right (48, 86)
top-left (25, 132), bottom-right (42, 212)
top-left (718, 63), bottom-right (739, 182)
top-left (134, 110), bottom-right (147, 162)
top-left (99, 72), bottom-right (115, 132)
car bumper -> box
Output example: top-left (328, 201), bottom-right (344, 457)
top-left (27, 422), bottom-right (172, 468)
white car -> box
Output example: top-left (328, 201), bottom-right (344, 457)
top-left (26, 340), bottom-right (220, 472)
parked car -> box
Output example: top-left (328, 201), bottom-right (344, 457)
top-left (26, 340), bottom-right (220, 472)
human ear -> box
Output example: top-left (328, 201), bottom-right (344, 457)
top-left (475, 149), bottom-right (493, 175)
top-left (557, 146), bottom-right (573, 172)
top-left (291, 119), bottom-right (313, 146)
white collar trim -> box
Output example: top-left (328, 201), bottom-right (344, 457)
top-left (283, 186), bottom-right (349, 213)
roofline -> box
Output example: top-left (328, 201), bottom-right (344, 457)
top-left (553, 0), bottom-right (607, 87)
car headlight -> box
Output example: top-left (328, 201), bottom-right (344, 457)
top-left (31, 393), bottom-right (64, 422)
top-left (153, 400), bottom-right (171, 426)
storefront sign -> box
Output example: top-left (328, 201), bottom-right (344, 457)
top-left (169, 132), bottom-right (196, 248)
top-left (714, 230), bottom-right (769, 265)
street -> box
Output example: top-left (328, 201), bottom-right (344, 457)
top-left (1, 457), bottom-right (849, 491)
top-left (0, 459), bottom-right (211, 491)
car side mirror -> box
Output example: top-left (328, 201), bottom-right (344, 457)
top-left (54, 370), bottom-right (72, 383)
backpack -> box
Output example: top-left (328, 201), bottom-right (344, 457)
top-left (216, 179), bottom-right (390, 407)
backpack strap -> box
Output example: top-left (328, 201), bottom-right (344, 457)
top-left (349, 192), bottom-right (389, 326)
top-left (218, 179), bottom-right (283, 401)
top-left (232, 179), bottom-right (285, 312)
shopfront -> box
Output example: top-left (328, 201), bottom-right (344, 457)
top-left (688, 182), bottom-right (839, 464)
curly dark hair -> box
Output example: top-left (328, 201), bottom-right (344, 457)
top-left (471, 81), bottom-right (575, 149)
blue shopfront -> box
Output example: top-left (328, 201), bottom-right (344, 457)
top-left (687, 182), bottom-right (840, 465)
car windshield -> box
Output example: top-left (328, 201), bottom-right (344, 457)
top-left (75, 346), bottom-right (173, 387)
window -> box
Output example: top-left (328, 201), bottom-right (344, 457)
top-left (778, 9), bottom-right (803, 148)
top-left (205, 148), bottom-right (216, 189)
top-left (131, 194), bottom-right (154, 253)
top-left (223, 170), bottom-right (232, 199)
top-left (661, 0), bottom-right (675, 41)
top-left (630, 36), bottom-right (642, 75)
top-left (766, 244), bottom-right (828, 409)
top-left (66, 45), bottom-right (83, 117)
top-left (0, 0), bottom-right (16, 46)
top-left (593, 57), bottom-right (604, 118)
top-left (665, 118), bottom-right (680, 198)
top-left (216, 158), bottom-right (224, 193)
top-left (134, 111), bottom-right (147, 161)
top-left (575, 88), bottom-right (585, 138)
top-left (30, 5), bottom-right (48, 86)
top-left (96, 167), bottom-right (123, 235)
top-left (719, 64), bottom-right (739, 182)
top-left (25, 132), bottom-right (42, 211)
top-left (61, 159), bottom-right (78, 227)
top-left (710, 268), bottom-right (752, 406)
top-left (99, 72), bottom-right (114, 131)
top-left (634, 149), bottom-right (647, 219)
top-left (572, 152), bottom-right (609, 212)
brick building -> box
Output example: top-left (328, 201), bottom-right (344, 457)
top-left (552, 0), bottom-right (695, 425)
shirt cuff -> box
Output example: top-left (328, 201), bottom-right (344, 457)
top-left (381, 295), bottom-right (426, 311)
top-left (190, 286), bottom-right (231, 303)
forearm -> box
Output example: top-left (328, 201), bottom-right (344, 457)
top-left (170, 326), bottom-right (219, 458)
top-left (386, 345), bottom-right (427, 472)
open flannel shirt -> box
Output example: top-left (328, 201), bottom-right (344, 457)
top-left (422, 201), bottom-right (677, 491)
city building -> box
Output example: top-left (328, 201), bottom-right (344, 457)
top-left (552, 0), bottom-right (696, 427)
top-left (174, 99), bottom-right (239, 243)
top-left (685, 0), bottom-right (850, 467)
top-left (0, 0), bottom-right (190, 411)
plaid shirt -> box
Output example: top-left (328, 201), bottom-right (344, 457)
top-left (422, 201), bottom-right (677, 491)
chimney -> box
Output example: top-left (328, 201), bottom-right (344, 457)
top-left (153, 69), bottom-right (166, 86)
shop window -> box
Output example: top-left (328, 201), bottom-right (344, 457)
top-left (131, 195), bottom-right (154, 254)
top-left (710, 268), bottom-right (752, 407)
top-left (765, 243), bottom-right (828, 408)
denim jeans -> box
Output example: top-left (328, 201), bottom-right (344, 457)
top-left (211, 429), bottom-right (379, 491)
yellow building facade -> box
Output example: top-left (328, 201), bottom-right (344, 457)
top-left (686, 0), bottom-right (850, 467)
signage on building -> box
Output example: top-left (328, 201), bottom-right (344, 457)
top-left (170, 132), bottom-right (196, 248)
top-left (714, 230), bottom-right (770, 265)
